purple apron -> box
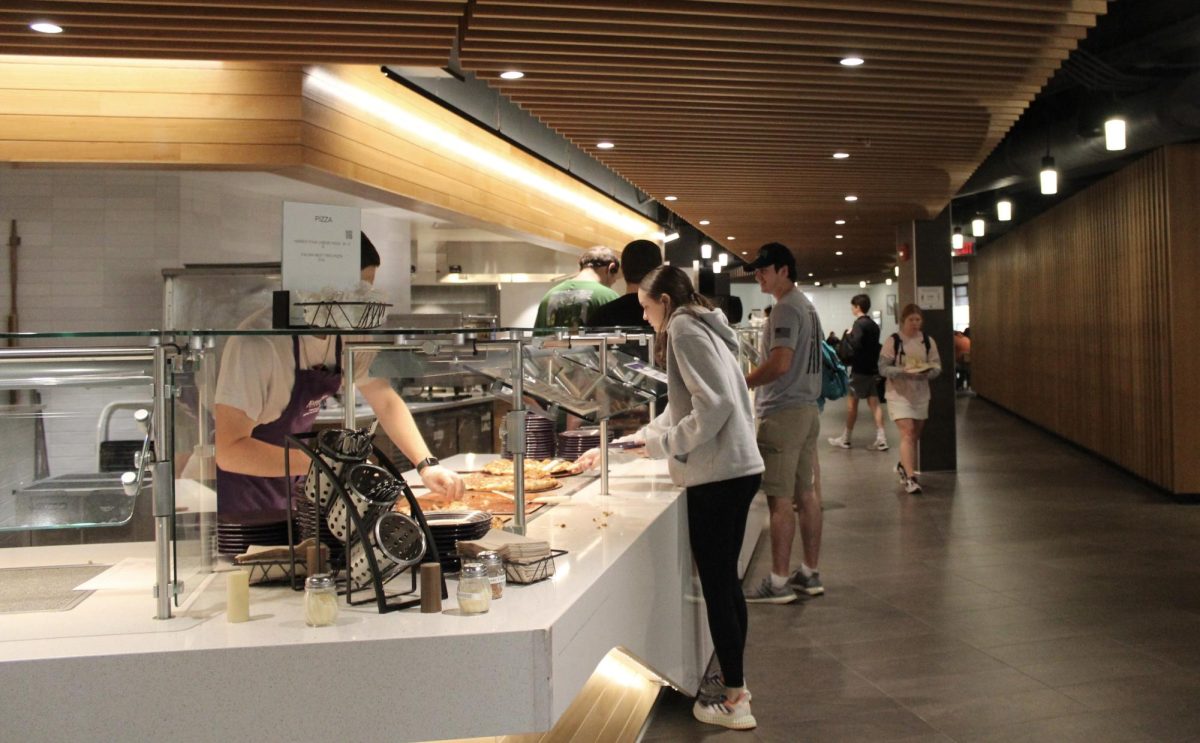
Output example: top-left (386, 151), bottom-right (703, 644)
top-left (216, 336), bottom-right (343, 518)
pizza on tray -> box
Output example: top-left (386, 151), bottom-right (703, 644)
top-left (481, 458), bottom-right (578, 477)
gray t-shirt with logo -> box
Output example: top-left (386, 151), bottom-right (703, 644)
top-left (756, 287), bottom-right (823, 418)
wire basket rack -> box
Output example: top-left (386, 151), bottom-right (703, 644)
top-left (295, 300), bottom-right (393, 329)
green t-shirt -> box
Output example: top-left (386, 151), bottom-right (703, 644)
top-left (534, 279), bottom-right (619, 328)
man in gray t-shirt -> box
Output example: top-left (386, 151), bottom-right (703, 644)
top-left (755, 275), bottom-right (823, 419)
top-left (744, 242), bottom-right (827, 604)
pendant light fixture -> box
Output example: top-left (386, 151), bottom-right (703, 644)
top-left (951, 227), bottom-right (964, 251)
top-left (1104, 117), bottom-right (1127, 151)
top-left (996, 198), bottom-right (1013, 222)
top-left (1040, 155), bottom-right (1058, 195)
top-left (712, 261), bottom-right (722, 274)
top-left (971, 216), bottom-right (986, 238)
top-left (700, 243), bottom-right (712, 259)
top-left (718, 253), bottom-right (728, 266)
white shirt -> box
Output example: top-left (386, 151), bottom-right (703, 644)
top-left (214, 308), bottom-right (371, 425)
top-left (878, 331), bottom-right (942, 407)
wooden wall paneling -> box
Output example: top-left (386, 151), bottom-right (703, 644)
top-left (1166, 144), bottom-right (1200, 493)
top-left (0, 57), bottom-right (304, 166)
top-left (299, 64), bottom-right (658, 252)
top-left (973, 147), bottom-right (1189, 493)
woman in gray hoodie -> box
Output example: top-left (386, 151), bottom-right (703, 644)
top-left (613, 265), bottom-right (764, 730)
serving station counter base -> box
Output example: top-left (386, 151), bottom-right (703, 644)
top-left (0, 458), bottom-right (767, 743)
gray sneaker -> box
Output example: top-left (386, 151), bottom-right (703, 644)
top-left (788, 569), bottom-right (825, 596)
top-left (698, 671), bottom-right (752, 704)
top-left (744, 577), bottom-right (797, 604)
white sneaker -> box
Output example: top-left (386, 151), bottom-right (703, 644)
top-left (869, 438), bottom-right (889, 451)
top-left (692, 690), bottom-right (757, 730)
top-left (904, 477), bottom-right (923, 494)
top-left (828, 435), bottom-right (850, 449)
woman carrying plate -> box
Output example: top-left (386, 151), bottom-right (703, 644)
top-left (878, 303), bottom-right (942, 494)
top-left (576, 265), bottom-right (763, 731)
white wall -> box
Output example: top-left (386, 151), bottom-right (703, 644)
top-left (731, 281), bottom-right (898, 339)
top-left (0, 168), bottom-right (420, 478)
top-left (500, 281), bottom-right (555, 327)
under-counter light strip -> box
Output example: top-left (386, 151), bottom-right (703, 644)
top-left (305, 69), bottom-right (654, 239)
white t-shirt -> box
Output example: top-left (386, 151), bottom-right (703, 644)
top-left (214, 308), bottom-right (371, 425)
top-left (879, 332), bottom-right (942, 407)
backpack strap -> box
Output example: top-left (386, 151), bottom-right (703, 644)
top-left (922, 332), bottom-right (931, 356)
top-left (892, 333), bottom-right (902, 358)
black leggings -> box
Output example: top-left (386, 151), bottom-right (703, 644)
top-left (686, 473), bottom-right (761, 689)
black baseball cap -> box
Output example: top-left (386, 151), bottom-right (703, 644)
top-left (745, 242), bottom-right (797, 277)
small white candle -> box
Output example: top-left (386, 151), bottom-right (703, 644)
top-left (226, 570), bottom-right (250, 623)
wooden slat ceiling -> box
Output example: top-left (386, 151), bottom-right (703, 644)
top-left (0, 0), bottom-right (1108, 280)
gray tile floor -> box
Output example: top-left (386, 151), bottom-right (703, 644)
top-left (642, 396), bottom-right (1200, 742)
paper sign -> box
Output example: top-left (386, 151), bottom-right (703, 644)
top-left (917, 286), bottom-right (945, 311)
top-left (281, 202), bottom-right (361, 292)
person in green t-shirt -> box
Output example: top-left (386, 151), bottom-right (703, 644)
top-left (534, 246), bottom-right (622, 328)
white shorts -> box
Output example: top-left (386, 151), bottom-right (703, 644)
top-left (888, 398), bottom-right (929, 421)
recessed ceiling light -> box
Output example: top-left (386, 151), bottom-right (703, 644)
top-left (596, 141), bottom-right (615, 149)
top-left (30, 22), bottom-right (63, 33)
top-left (835, 235), bottom-right (844, 239)
top-left (726, 235), bottom-right (736, 240)
top-left (840, 56), bottom-right (865, 67)
top-left (835, 250), bottom-right (844, 256)
top-left (808, 272), bottom-right (814, 277)
top-left (832, 152), bottom-right (850, 159)
top-left (699, 219), bottom-right (710, 225)
top-left (499, 70), bottom-right (525, 80)
top-left (741, 251), bottom-right (748, 254)
top-left (844, 195), bottom-right (858, 202)
top-left (665, 195), bottom-right (678, 201)
top-left (835, 219), bottom-right (846, 225)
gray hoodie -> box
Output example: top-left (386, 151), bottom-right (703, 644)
top-left (642, 308), bottom-right (765, 488)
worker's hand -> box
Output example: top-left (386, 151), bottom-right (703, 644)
top-left (573, 448), bottom-right (602, 472)
top-left (420, 465), bottom-right (464, 498)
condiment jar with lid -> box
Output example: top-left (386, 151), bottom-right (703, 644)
top-left (457, 563), bottom-right (492, 615)
top-left (478, 550), bottom-right (506, 600)
top-left (304, 573), bottom-right (339, 627)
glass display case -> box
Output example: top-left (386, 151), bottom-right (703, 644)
top-left (0, 326), bottom-right (665, 619)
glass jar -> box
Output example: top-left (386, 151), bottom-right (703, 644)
top-left (304, 573), bottom-right (339, 627)
top-left (478, 551), bottom-right (506, 600)
top-left (457, 563), bottom-right (492, 615)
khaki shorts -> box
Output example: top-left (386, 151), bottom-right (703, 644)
top-left (757, 404), bottom-right (820, 500)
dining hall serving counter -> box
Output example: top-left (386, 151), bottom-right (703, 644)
top-left (0, 456), bottom-right (767, 743)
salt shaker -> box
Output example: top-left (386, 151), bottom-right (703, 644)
top-left (457, 563), bottom-right (491, 615)
top-left (478, 550), bottom-right (506, 600)
top-left (304, 573), bottom-right (339, 627)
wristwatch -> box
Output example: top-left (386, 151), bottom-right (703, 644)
top-left (415, 456), bottom-right (439, 473)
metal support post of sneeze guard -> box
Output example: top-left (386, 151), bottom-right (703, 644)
top-left (189, 335), bottom-right (215, 575)
top-left (506, 339), bottom-right (527, 535)
top-left (342, 339), bottom-right (357, 430)
top-left (152, 340), bottom-right (178, 620)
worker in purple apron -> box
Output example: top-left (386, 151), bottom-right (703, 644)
top-left (214, 233), bottom-right (462, 519)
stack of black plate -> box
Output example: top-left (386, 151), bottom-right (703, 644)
top-left (425, 511), bottom-right (492, 573)
top-left (503, 413), bottom-right (556, 459)
top-left (216, 510), bottom-right (291, 555)
top-left (292, 496), bottom-right (345, 561)
top-left (556, 427), bottom-right (615, 460)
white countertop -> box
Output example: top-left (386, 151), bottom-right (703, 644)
top-left (0, 458), bottom-right (766, 742)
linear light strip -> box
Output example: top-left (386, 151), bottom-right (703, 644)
top-left (305, 69), bottom-right (654, 239)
